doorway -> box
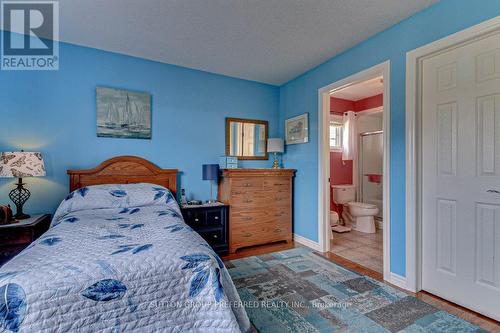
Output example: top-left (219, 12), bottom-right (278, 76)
top-left (318, 61), bottom-right (392, 282)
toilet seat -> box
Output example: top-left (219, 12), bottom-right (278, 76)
top-left (347, 201), bottom-right (377, 209)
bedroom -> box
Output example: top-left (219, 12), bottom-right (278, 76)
top-left (0, 0), bottom-right (499, 332)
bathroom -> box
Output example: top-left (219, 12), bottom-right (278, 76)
top-left (329, 76), bottom-right (384, 274)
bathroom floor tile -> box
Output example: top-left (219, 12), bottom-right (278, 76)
top-left (330, 228), bottom-right (383, 274)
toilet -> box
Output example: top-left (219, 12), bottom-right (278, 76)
top-left (332, 184), bottom-right (379, 234)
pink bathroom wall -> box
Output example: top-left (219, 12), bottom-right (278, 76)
top-left (354, 94), bottom-right (383, 111)
top-left (330, 97), bottom-right (354, 115)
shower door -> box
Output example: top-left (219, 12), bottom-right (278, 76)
top-left (359, 131), bottom-right (383, 220)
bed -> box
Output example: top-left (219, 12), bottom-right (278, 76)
top-left (0, 156), bottom-right (250, 333)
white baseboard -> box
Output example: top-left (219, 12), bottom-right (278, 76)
top-left (293, 234), bottom-right (322, 251)
top-left (387, 272), bottom-right (409, 291)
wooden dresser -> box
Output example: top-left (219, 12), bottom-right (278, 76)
top-left (218, 169), bottom-right (295, 254)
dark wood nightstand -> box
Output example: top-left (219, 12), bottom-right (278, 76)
top-left (180, 204), bottom-right (228, 256)
top-left (0, 214), bottom-right (51, 267)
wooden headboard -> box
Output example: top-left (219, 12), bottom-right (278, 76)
top-left (67, 156), bottom-right (178, 196)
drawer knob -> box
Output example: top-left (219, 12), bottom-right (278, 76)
top-left (194, 218), bottom-right (199, 222)
top-left (242, 217), bottom-right (252, 221)
top-left (213, 235), bottom-right (218, 239)
top-left (244, 199), bottom-right (253, 203)
top-left (243, 232), bottom-right (252, 237)
top-left (214, 216), bottom-right (219, 220)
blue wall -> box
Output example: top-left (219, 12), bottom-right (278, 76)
top-left (0, 42), bottom-right (279, 214)
top-left (279, 0), bottom-right (500, 276)
top-left (3, 0), bottom-right (500, 277)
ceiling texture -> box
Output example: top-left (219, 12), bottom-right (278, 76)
top-left (58, 0), bottom-right (438, 85)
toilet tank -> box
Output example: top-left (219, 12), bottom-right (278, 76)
top-left (332, 185), bottom-right (356, 204)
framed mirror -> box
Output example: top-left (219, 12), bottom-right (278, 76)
top-left (226, 118), bottom-right (268, 160)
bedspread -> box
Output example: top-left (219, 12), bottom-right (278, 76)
top-left (0, 183), bottom-right (250, 332)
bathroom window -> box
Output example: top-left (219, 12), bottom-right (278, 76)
top-left (330, 116), bottom-right (343, 151)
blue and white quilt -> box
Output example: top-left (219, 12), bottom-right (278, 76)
top-left (0, 183), bottom-right (250, 332)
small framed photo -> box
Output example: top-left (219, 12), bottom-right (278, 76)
top-left (285, 113), bottom-right (309, 145)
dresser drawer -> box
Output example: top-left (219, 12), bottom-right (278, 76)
top-left (231, 178), bottom-right (264, 189)
top-left (230, 193), bottom-right (290, 212)
top-left (231, 210), bottom-right (290, 226)
top-left (264, 177), bottom-right (290, 190)
top-left (231, 210), bottom-right (269, 225)
top-left (272, 192), bottom-right (291, 206)
top-left (231, 223), bottom-right (290, 248)
top-left (268, 208), bottom-right (289, 219)
top-left (230, 191), bottom-right (270, 207)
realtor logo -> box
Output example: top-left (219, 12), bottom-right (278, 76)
top-left (1, 1), bottom-right (59, 70)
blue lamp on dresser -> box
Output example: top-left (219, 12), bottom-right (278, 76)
top-left (0, 151), bottom-right (46, 220)
top-left (202, 164), bottom-right (219, 204)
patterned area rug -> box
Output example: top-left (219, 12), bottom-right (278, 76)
top-left (226, 247), bottom-right (487, 333)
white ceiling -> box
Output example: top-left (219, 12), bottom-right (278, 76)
top-left (57, 0), bottom-right (437, 85)
top-left (331, 76), bottom-right (384, 101)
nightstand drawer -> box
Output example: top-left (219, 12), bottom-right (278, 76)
top-left (183, 210), bottom-right (206, 226)
top-left (198, 228), bottom-right (225, 246)
top-left (206, 210), bottom-right (223, 226)
top-left (0, 214), bottom-right (51, 267)
top-left (0, 230), bottom-right (32, 246)
top-left (180, 205), bottom-right (229, 256)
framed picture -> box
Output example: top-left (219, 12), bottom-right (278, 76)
top-left (285, 113), bottom-right (309, 145)
top-left (96, 86), bottom-right (152, 139)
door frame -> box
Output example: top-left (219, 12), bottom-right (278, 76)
top-left (406, 15), bottom-right (500, 292)
top-left (317, 61), bottom-right (391, 282)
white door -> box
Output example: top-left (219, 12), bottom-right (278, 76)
top-left (422, 32), bottom-right (500, 321)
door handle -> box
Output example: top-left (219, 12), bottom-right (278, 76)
top-left (487, 189), bottom-right (500, 194)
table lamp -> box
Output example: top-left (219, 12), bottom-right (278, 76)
top-left (267, 138), bottom-right (284, 169)
top-left (202, 164), bottom-right (219, 204)
top-left (0, 152), bottom-right (46, 219)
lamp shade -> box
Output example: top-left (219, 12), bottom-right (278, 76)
top-left (202, 164), bottom-right (219, 181)
top-left (267, 138), bottom-right (284, 153)
top-left (0, 152), bottom-right (46, 178)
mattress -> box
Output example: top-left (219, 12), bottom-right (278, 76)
top-left (0, 183), bottom-right (250, 332)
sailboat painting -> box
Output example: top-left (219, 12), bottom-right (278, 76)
top-left (96, 87), bottom-right (152, 139)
